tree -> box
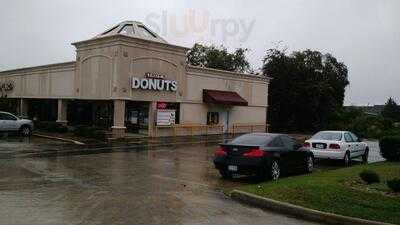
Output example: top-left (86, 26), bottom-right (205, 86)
top-left (262, 48), bottom-right (349, 132)
top-left (382, 97), bottom-right (400, 121)
top-left (187, 43), bottom-right (251, 73)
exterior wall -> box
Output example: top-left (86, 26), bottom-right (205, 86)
top-left (74, 39), bottom-right (117, 100)
top-left (0, 62), bottom-right (75, 99)
top-left (180, 103), bottom-right (208, 124)
top-left (73, 35), bottom-right (188, 102)
top-left (180, 66), bottom-right (269, 133)
top-left (115, 44), bottom-right (186, 102)
top-left (184, 66), bottom-right (268, 106)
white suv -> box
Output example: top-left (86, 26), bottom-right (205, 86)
top-left (303, 131), bottom-right (369, 166)
top-left (0, 111), bottom-right (34, 136)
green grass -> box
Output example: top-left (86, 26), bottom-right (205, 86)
top-left (238, 162), bottom-right (400, 224)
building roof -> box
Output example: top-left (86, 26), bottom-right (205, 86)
top-left (93, 21), bottom-right (168, 44)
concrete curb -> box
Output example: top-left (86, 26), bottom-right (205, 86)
top-left (33, 134), bottom-right (85, 145)
top-left (230, 190), bottom-right (393, 225)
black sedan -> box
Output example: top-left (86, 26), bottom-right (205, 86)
top-left (214, 133), bottom-right (314, 180)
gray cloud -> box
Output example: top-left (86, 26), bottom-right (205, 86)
top-left (1, 0), bottom-right (399, 105)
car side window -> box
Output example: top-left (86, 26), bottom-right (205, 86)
top-left (280, 135), bottom-right (297, 150)
top-left (349, 132), bottom-right (359, 142)
top-left (344, 133), bottom-right (354, 142)
top-left (0, 113), bottom-right (17, 121)
top-left (0, 113), bottom-right (7, 120)
top-left (270, 137), bottom-right (284, 148)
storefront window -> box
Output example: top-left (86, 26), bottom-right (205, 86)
top-left (67, 100), bottom-right (113, 127)
top-left (207, 112), bottom-right (219, 125)
top-left (0, 98), bottom-right (18, 115)
top-left (28, 99), bottom-right (58, 121)
top-left (125, 102), bottom-right (148, 133)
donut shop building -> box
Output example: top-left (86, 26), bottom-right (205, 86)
top-left (0, 21), bottom-right (269, 137)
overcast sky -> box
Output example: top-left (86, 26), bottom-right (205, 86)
top-left (1, 0), bottom-right (399, 105)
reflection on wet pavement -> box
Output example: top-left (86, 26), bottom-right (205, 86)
top-left (0, 143), bottom-right (319, 225)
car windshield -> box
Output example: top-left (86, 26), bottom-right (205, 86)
top-left (311, 131), bottom-right (342, 141)
top-left (230, 134), bottom-right (273, 146)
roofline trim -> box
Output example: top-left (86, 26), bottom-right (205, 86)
top-left (72, 34), bottom-right (190, 52)
top-left (186, 65), bottom-right (271, 81)
top-left (0, 61), bottom-right (76, 75)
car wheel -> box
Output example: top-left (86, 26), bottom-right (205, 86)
top-left (20, 125), bottom-right (32, 137)
top-left (343, 152), bottom-right (351, 167)
top-left (362, 147), bottom-right (369, 163)
top-left (219, 169), bottom-right (232, 179)
top-left (270, 160), bottom-right (280, 181)
top-left (305, 155), bottom-right (314, 173)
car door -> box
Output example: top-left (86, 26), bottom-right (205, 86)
top-left (268, 136), bottom-right (290, 167)
top-left (280, 135), bottom-right (304, 170)
top-left (349, 132), bottom-right (364, 156)
top-left (0, 113), bottom-right (6, 131)
top-left (0, 113), bottom-right (18, 131)
top-left (343, 132), bottom-right (356, 158)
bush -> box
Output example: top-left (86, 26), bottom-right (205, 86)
top-left (387, 179), bottom-right (400, 193)
top-left (359, 170), bottom-right (380, 184)
top-left (34, 121), bottom-right (68, 133)
top-left (379, 136), bottom-right (400, 161)
top-left (73, 125), bottom-right (106, 139)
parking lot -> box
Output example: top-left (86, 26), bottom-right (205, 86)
top-left (0, 137), bottom-right (383, 225)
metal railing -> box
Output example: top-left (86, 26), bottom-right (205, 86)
top-left (232, 123), bottom-right (269, 135)
top-left (154, 123), bottom-right (224, 137)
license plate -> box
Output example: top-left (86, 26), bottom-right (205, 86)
top-left (228, 165), bottom-right (238, 171)
top-left (315, 144), bottom-right (325, 149)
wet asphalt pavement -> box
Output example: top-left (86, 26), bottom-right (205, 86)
top-left (0, 137), bottom-right (383, 225)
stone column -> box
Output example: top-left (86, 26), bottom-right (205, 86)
top-left (56, 99), bottom-right (68, 125)
top-left (19, 98), bottom-right (28, 117)
top-left (148, 101), bottom-right (157, 137)
top-left (112, 99), bottom-right (126, 138)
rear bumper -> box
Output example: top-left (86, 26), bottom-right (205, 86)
top-left (311, 149), bottom-right (345, 160)
top-left (214, 157), bottom-right (267, 175)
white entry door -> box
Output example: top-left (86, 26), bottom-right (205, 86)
top-left (219, 111), bottom-right (229, 133)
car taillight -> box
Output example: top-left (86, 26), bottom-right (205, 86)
top-left (243, 148), bottom-right (265, 158)
top-left (303, 142), bottom-right (310, 148)
top-left (215, 147), bottom-right (227, 156)
top-left (329, 143), bottom-right (341, 149)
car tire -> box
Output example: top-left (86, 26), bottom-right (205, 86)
top-left (19, 125), bottom-right (32, 137)
top-left (305, 155), bottom-right (314, 173)
top-left (362, 147), bottom-right (369, 163)
top-left (219, 169), bottom-right (232, 179)
top-left (343, 152), bottom-right (351, 167)
top-left (270, 160), bottom-right (280, 181)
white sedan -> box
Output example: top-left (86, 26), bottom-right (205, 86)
top-left (0, 111), bottom-right (34, 136)
top-left (303, 131), bottom-right (369, 166)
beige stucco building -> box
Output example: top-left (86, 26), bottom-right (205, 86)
top-left (0, 21), bottom-right (269, 137)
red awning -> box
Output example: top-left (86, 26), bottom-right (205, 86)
top-left (203, 89), bottom-right (248, 106)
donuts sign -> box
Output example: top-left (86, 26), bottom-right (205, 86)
top-left (131, 72), bottom-right (177, 92)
